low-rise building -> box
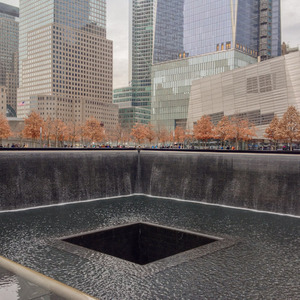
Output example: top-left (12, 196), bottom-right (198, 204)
top-left (151, 50), bottom-right (257, 131)
top-left (187, 51), bottom-right (300, 138)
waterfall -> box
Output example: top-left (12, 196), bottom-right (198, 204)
top-left (0, 150), bottom-right (299, 216)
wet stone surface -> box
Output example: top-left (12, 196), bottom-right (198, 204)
top-left (0, 195), bottom-right (299, 300)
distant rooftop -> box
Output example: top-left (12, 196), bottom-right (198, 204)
top-left (0, 2), bottom-right (19, 17)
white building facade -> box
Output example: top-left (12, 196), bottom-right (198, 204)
top-left (187, 51), bottom-right (300, 138)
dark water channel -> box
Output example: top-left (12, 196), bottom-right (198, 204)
top-left (0, 195), bottom-right (299, 299)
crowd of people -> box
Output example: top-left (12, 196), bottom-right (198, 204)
top-left (0, 143), bottom-right (27, 148)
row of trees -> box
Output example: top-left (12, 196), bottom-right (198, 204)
top-left (0, 106), bottom-right (300, 149)
top-left (128, 117), bottom-right (256, 150)
top-left (191, 106), bottom-right (300, 150)
top-left (264, 106), bottom-right (300, 150)
top-left (0, 112), bottom-right (106, 147)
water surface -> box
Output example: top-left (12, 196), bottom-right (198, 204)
top-left (0, 196), bottom-right (299, 299)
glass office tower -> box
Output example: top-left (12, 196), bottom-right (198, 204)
top-left (259, 0), bottom-right (281, 60)
top-left (128, 0), bottom-right (184, 121)
top-left (151, 50), bottom-right (257, 131)
top-left (126, 0), bottom-right (281, 126)
top-left (18, 0), bottom-right (117, 129)
top-left (0, 3), bottom-right (19, 113)
top-left (183, 0), bottom-right (259, 58)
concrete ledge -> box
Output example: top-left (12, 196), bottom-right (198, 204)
top-left (0, 256), bottom-right (98, 300)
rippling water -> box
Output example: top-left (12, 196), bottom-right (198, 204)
top-left (0, 195), bottom-right (299, 299)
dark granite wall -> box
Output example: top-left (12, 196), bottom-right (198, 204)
top-left (140, 152), bottom-right (300, 215)
top-left (0, 150), bottom-right (299, 215)
top-left (0, 151), bottom-right (138, 210)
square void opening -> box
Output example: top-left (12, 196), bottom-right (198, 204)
top-left (62, 223), bottom-right (218, 265)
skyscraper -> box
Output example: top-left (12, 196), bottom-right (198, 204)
top-left (182, 0), bottom-right (280, 60)
top-left (0, 2), bottom-right (19, 114)
top-left (128, 0), bottom-right (185, 110)
top-left (259, 0), bottom-right (281, 59)
top-left (17, 0), bottom-right (117, 129)
top-left (118, 0), bottom-right (281, 128)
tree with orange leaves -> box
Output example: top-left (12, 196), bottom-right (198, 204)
top-left (83, 117), bottom-right (105, 145)
top-left (0, 114), bottom-right (12, 144)
top-left (226, 117), bottom-right (257, 150)
top-left (108, 123), bottom-right (124, 146)
top-left (214, 116), bottom-right (232, 147)
top-left (264, 115), bottom-right (281, 150)
top-left (131, 123), bottom-right (147, 146)
top-left (121, 126), bottom-right (132, 146)
top-left (22, 111), bottom-right (44, 147)
top-left (42, 117), bottom-right (53, 147)
top-left (145, 123), bottom-right (156, 146)
top-left (67, 121), bottom-right (81, 147)
top-left (157, 126), bottom-right (170, 147)
top-left (185, 129), bottom-right (194, 148)
top-left (50, 119), bottom-right (67, 147)
top-left (193, 115), bottom-right (214, 148)
top-left (277, 106), bottom-right (300, 151)
top-left (174, 126), bottom-right (185, 147)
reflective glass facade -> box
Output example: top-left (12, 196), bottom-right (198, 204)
top-left (19, 0), bottom-right (106, 86)
top-left (129, 0), bottom-right (281, 126)
top-left (19, 0), bottom-right (54, 87)
top-left (129, 0), bottom-right (185, 116)
top-left (113, 86), bottom-right (151, 126)
top-left (130, 0), bottom-right (281, 80)
top-left (183, 0), bottom-right (280, 59)
top-left (0, 3), bottom-right (19, 112)
top-left (151, 50), bottom-right (257, 131)
top-left (183, 0), bottom-right (258, 57)
top-left (153, 1), bottom-right (184, 63)
top-left (54, 0), bottom-right (106, 34)
top-left (258, 0), bottom-right (281, 60)
top-left (129, 0), bottom-right (154, 111)
top-left (270, 0), bottom-right (281, 57)
top-left (235, 0), bottom-right (260, 57)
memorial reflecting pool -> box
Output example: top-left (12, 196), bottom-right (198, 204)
top-left (0, 195), bottom-right (299, 299)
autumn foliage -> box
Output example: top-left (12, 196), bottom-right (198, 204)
top-left (131, 123), bottom-right (147, 145)
top-left (145, 123), bottom-right (156, 145)
top-left (22, 111), bottom-right (44, 145)
top-left (265, 106), bottom-right (300, 150)
top-left (192, 114), bottom-right (257, 149)
top-left (20, 113), bottom-right (106, 147)
top-left (264, 115), bottom-right (280, 149)
top-left (157, 127), bottom-right (171, 146)
top-left (2, 106), bottom-right (300, 150)
top-left (193, 116), bottom-right (214, 147)
top-left (0, 114), bottom-right (12, 141)
top-left (214, 116), bottom-right (231, 146)
top-left (225, 117), bottom-right (257, 150)
top-left (174, 126), bottom-right (185, 145)
top-left (82, 117), bottom-right (106, 144)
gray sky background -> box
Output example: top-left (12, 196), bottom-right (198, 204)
top-left (3, 0), bottom-right (300, 88)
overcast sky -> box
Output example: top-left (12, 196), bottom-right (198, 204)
top-left (3, 0), bottom-right (300, 88)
